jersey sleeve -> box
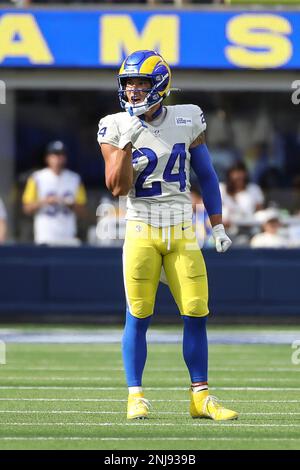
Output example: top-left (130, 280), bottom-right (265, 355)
top-left (97, 115), bottom-right (120, 147)
top-left (191, 105), bottom-right (207, 142)
top-left (22, 176), bottom-right (38, 204)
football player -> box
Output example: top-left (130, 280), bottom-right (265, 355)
top-left (97, 50), bottom-right (238, 421)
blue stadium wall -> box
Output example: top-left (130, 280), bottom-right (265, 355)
top-left (0, 246), bottom-right (299, 319)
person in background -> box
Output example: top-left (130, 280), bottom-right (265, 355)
top-left (291, 174), bottom-right (300, 215)
top-left (251, 208), bottom-right (287, 248)
top-left (0, 197), bottom-right (7, 244)
top-left (9, 0), bottom-right (31, 6)
top-left (220, 162), bottom-right (264, 228)
top-left (22, 141), bottom-right (87, 245)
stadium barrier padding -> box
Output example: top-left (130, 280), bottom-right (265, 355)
top-left (0, 246), bottom-right (300, 317)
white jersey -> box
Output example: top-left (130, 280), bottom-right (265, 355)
top-left (98, 105), bottom-right (206, 227)
top-left (23, 168), bottom-right (85, 244)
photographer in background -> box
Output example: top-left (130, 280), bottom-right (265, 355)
top-left (22, 141), bottom-right (87, 245)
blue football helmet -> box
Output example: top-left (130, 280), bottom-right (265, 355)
top-left (118, 50), bottom-right (171, 116)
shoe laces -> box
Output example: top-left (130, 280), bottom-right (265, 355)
top-left (132, 397), bottom-right (151, 411)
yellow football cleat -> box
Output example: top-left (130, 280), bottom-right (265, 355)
top-left (127, 392), bottom-right (150, 420)
top-left (189, 389), bottom-right (238, 421)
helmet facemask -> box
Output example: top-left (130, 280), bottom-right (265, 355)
top-left (118, 74), bottom-right (169, 117)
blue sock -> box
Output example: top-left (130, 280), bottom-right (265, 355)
top-left (182, 316), bottom-right (208, 383)
top-left (122, 308), bottom-right (152, 387)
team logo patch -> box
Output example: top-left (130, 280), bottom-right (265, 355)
top-left (175, 117), bottom-right (192, 126)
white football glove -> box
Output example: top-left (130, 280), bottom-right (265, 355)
top-left (212, 224), bottom-right (232, 253)
top-left (118, 116), bottom-right (145, 149)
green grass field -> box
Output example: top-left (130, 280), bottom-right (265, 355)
top-left (0, 327), bottom-right (300, 450)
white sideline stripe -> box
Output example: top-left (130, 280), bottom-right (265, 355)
top-left (0, 410), bottom-right (299, 416)
top-left (0, 398), bottom-right (129, 402)
top-left (0, 398), bottom-right (300, 404)
top-left (0, 398), bottom-right (299, 403)
top-left (0, 386), bottom-right (300, 391)
top-left (0, 437), bottom-right (300, 442)
top-left (1, 422), bottom-right (300, 428)
top-left (0, 377), bottom-right (298, 382)
top-left (0, 363), bottom-right (293, 371)
top-left (2, 367), bottom-right (298, 373)
top-left (1, 330), bottom-right (299, 344)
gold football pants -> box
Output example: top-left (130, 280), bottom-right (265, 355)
top-left (123, 221), bottom-right (209, 318)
